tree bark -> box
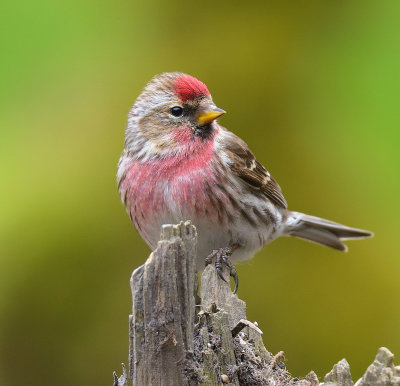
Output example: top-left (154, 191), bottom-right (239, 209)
top-left (114, 221), bottom-right (399, 386)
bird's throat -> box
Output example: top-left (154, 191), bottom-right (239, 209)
top-left (194, 123), bottom-right (214, 139)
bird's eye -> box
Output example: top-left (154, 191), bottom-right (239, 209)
top-left (170, 106), bottom-right (183, 117)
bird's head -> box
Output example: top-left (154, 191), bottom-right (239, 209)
top-left (125, 72), bottom-right (225, 159)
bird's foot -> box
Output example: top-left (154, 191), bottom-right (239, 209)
top-left (205, 245), bottom-right (239, 293)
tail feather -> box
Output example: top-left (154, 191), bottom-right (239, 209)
top-left (288, 212), bottom-right (373, 251)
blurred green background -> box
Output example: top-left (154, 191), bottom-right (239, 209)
top-left (1, 1), bottom-right (399, 385)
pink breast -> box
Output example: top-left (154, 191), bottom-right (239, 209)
top-left (120, 131), bottom-right (223, 244)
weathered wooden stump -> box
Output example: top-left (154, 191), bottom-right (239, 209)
top-left (114, 222), bottom-right (400, 386)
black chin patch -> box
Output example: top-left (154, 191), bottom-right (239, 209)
top-left (194, 124), bottom-right (213, 139)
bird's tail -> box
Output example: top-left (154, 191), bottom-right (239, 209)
top-left (287, 212), bottom-right (373, 251)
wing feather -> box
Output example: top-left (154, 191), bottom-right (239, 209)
top-left (221, 130), bottom-right (288, 209)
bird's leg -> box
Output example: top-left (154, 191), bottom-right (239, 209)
top-left (205, 244), bottom-right (239, 293)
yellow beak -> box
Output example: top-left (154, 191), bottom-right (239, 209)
top-left (196, 106), bottom-right (226, 125)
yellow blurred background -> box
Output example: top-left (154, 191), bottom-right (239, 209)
top-left (1, 1), bottom-right (399, 385)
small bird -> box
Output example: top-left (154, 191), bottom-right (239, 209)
top-left (117, 72), bottom-right (372, 292)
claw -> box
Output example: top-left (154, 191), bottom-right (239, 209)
top-left (216, 267), bottom-right (228, 283)
top-left (230, 266), bottom-right (239, 294)
top-left (205, 245), bottom-right (240, 293)
top-left (205, 249), bottom-right (217, 266)
top-left (215, 251), bottom-right (228, 282)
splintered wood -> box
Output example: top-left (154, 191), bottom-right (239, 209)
top-left (113, 222), bottom-right (399, 386)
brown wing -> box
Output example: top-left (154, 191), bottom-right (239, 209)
top-left (222, 130), bottom-right (288, 209)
